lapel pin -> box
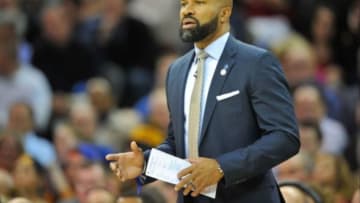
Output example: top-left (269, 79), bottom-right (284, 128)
top-left (220, 64), bottom-right (229, 76)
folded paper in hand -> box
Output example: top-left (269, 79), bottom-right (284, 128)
top-left (145, 148), bottom-right (217, 199)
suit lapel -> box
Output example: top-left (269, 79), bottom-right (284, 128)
top-left (175, 50), bottom-right (195, 158)
top-left (199, 36), bottom-right (237, 144)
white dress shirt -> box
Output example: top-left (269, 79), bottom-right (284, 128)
top-left (184, 32), bottom-right (230, 157)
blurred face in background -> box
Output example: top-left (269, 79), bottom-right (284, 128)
top-left (281, 46), bottom-right (316, 88)
top-left (294, 86), bottom-right (325, 122)
top-left (312, 6), bottom-right (335, 43)
top-left (74, 164), bottom-right (106, 203)
top-left (54, 124), bottom-right (78, 163)
top-left (149, 88), bottom-right (169, 131)
top-left (7, 103), bottom-right (33, 135)
top-left (103, 0), bottom-right (127, 20)
top-left (70, 104), bottom-right (97, 141)
top-left (87, 78), bottom-right (114, 115)
top-left (12, 155), bottom-right (41, 192)
top-left (63, 151), bottom-right (86, 187)
top-left (86, 188), bottom-right (115, 203)
top-left (41, 6), bottom-right (72, 45)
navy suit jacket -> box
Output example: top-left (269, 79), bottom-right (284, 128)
top-left (144, 36), bottom-right (300, 203)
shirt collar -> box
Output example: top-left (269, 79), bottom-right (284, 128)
top-left (194, 32), bottom-right (230, 60)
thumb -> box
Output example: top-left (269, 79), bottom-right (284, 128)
top-left (130, 141), bottom-right (142, 154)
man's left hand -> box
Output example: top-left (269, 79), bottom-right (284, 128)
top-left (175, 158), bottom-right (224, 197)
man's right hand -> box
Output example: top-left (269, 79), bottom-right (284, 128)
top-left (105, 141), bottom-right (144, 182)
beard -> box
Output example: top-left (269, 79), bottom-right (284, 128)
top-left (179, 15), bottom-right (219, 43)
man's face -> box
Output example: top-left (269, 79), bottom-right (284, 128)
top-left (179, 0), bottom-right (220, 42)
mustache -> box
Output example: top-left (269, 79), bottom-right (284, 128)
top-left (181, 15), bottom-right (200, 24)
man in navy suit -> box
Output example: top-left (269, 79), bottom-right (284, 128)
top-left (106, 0), bottom-right (300, 202)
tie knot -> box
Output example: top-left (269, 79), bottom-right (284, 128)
top-left (197, 50), bottom-right (208, 60)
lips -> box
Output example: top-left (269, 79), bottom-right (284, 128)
top-left (182, 18), bottom-right (197, 29)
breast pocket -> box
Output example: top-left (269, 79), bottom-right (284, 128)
top-left (216, 90), bottom-right (240, 102)
top-left (216, 89), bottom-right (243, 114)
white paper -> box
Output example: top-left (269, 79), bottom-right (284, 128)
top-left (145, 148), bottom-right (217, 199)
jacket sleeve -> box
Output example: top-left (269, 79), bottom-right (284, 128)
top-left (216, 52), bottom-right (300, 187)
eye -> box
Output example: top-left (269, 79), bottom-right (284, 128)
top-left (196, 0), bottom-right (206, 4)
top-left (181, 1), bottom-right (187, 7)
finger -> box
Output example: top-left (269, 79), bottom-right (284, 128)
top-left (177, 165), bottom-right (194, 179)
top-left (175, 173), bottom-right (192, 191)
top-left (106, 153), bottom-right (120, 161)
top-left (183, 183), bottom-right (193, 196)
top-left (130, 141), bottom-right (142, 154)
top-left (110, 162), bottom-right (117, 172)
top-left (191, 180), bottom-right (206, 197)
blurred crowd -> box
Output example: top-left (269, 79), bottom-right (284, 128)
top-left (0, 0), bottom-right (358, 203)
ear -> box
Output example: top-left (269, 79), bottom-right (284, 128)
top-left (220, 6), bottom-right (232, 23)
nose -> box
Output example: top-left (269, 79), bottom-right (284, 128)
top-left (180, 3), bottom-right (195, 17)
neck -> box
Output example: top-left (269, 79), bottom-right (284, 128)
top-left (195, 25), bottom-right (229, 49)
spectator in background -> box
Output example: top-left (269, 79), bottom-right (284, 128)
top-left (294, 84), bottom-right (348, 156)
top-left (0, 0), bottom-right (32, 64)
top-left (62, 149), bottom-right (88, 194)
top-left (86, 77), bottom-right (116, 126)
top-left (32, 4), bottom-right (96, 92)
top-left (53, 122), bottom-right (78, 165)
top-left (244, 0), bottom-right (292, 48)
top-left (0, 131), bottom-right (23, 172)
top-left (130, 88), bottom-right (168, 150)
top-left (0, 10), bottom-right (52, 131)
top-left (6, 103), bottom-right (73, 201)
top-left (311, 153), bottom-right (356, 202)
top-left (69, 101), bottom-right (98, 143)
top-left (274, 34), bottom-right (344, 121)
top-left (12, 154), bottom-right (47, 203)
top-left (336, 0), bottom-right (360, 85)
top-left (95, 0), bottom-right (159, 107)
top-left (134, 50), bottom-right (177, 120)
top-left (274, 34), bottom-right (316, 91)
top-left (140, 184), bottom-right (167, 203)
top-left (144, 182), bottom-right (177, 203)
top-left (298, 120), bottom-right (323, 158)
top-left (6, 103), bottom-right (56, 168)
top-left (85, 187), bottom-right (115, 203)
top-left (309, 3), bottom-right (338, 84)
top-left (72, 162), bottom-right (108, 203)
top-left (106, 108), bottom-right (142, 151)
top-left (128, 0), bottom-right (182, 50)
